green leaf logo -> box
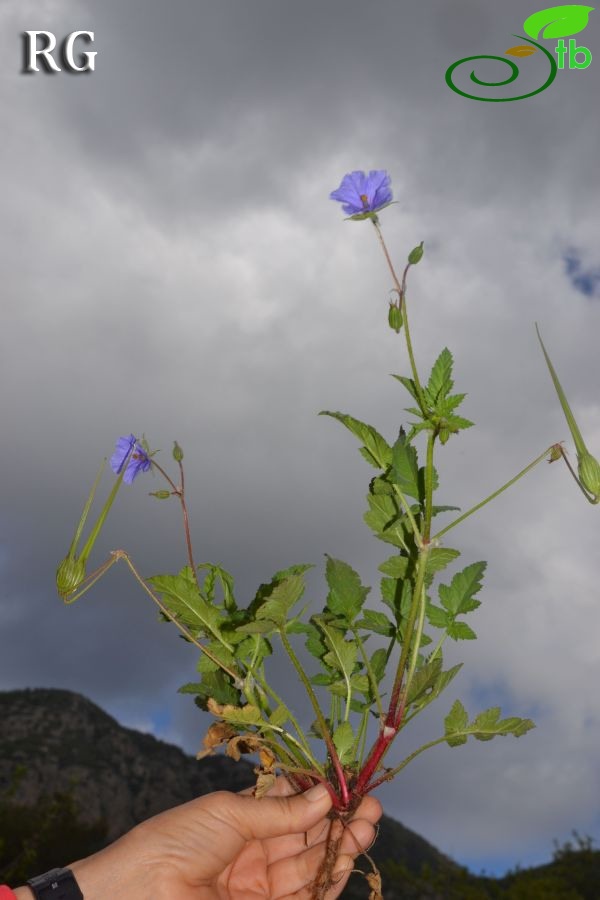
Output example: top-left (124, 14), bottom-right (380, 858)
top-left (523, 5), bottom-right (594, 40)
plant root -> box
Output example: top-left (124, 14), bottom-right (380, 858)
top-left (309, 807), bottom-right (382, 900)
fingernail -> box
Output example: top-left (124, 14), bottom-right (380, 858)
top-left (305, 783), bottom-right (330, 803)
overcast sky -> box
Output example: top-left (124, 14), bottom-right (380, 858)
top-left (2, 0), bottom-right (600, 878)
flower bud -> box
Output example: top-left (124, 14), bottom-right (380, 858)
top-left (578, 452), bottom-right (600, 499)
top-left (56, 555), bottom-right (86, 599)
top-left (408, 241), bottom-right (424, 265)
top-left (388, 302), bottom-right (403, 333)
top-left (150, 490), bottom-right (172, 500)
top-left (173, 441), bottom-right (184, 462)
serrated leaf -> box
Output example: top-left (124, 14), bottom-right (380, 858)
top-left (364, 493), bottom-right (408, 550)
top-left (197, 642), bottom-right (236, 674)
top-left (319, 624), bottom-right (358, 677)
top-left (391, 374), bottom-right (420, 404)
top-left (444, 699), bottom-right (469, 746)
top-left (188, 671), bottom-right (241, 708)
top-left (236, 620), bottom-right (279, 635)
top-left (149, 571), bottom-right (223, 641)
top-left (427, 348), bottom-right (454, 404)
top-left (255, 573), bottom-right (307, 625)
top-left (447, 621), bottom-right (477, 640)
top-left (445, 701), bottom-right (535, 747)
top-left (357, 608), bottom-right (395, 636)
top-left (379, 554), bottom-right (410, 579)
top-left (425, 603), bottom-right (449, 630)
top-left (332, 721), bottom-right (355, 764)
top-left (426, 547), bottom-right (460, 577)
top-left (470, 708), bottom-right (535, 742)
top-left (268, 704), bottom-right (289, 728)
top-left (320, 411), bottom-right (392, 469)
top-left (506, 44), bottom-right (538, 56)
top-left (325, 556), bottom-right (370, 622)
top-left (370, 648), bottom-right (388, 683)
top-left (390, 430), bottom-right (420, 501)
top-left (407, 656), bottom-right (443, 705)
top-left (197, 563), bottom-right (236, 611)
top-left (523, 5), bottom-right (593, 40)
top-left (439, 561), bottom-right (486, 616)
top-left (207, 699), bottom-right (264, 727)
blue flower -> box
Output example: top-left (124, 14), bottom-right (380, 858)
top-left (330, 170), bottom-right (393, 218)
top-left (110, 434), bottom-right (151, 484)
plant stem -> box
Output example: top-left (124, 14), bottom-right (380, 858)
top-left (112, 550), bottom-right (242, 682)
top-left (150, 458), bottom-right (200, 590)
top-left (432, 445), bottom-right (556, 542)
top-left (365, 735), bottom-right (448, 792)
top-left (279, 630), bottom-right (350, 809)
top-left (371, 220), bottom-right (427, 413)
top-left (423, 432), bottom-right (436, 541)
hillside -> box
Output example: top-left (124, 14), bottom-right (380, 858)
top-left (1, 688), bottom-right (599, 898)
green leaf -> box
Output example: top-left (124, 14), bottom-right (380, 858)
top-left (427, 348), bottom-right (454, 405)
top-left (369, 648), bottom-right (388, 684)
top-left (268, 704), bottom-right (289, 728)
top-left (390, 430), bottom-right (420, 501)
top-left (425, 547), bottom-right (460, 578)
top-left (439, 561), bottom-right (486, 616)
top-left (236, 620), bottom-right (279, 635)
top-left (447, 621), bottom-right (477, 641)
top-left (523, 5), bottom-right (594, 39)
top-left (320, 411), bottom-right (392, 469)
top-left (197, 563), bottom-right (236, 611)
top-left (319, 624), bottom-right (358, 678)
top-left (212, 703), bottom-right (264, 728)
top-left (357, 608), bottom-right (395, 636)
top-left (444, 699), bottom-right (469, 747)
top-left (379, 554), bottom-right (410, 579)
top-left (149, 571), bottom-right (224, 642)
top-left (364, 493), bottom-right (409, 550)
top-left (391, 374), bottom-right (420, 404)
top-left (254, 570), bottom-right (311, 626)
top-left (186, 671), bottom-right (240, 708)
top-left (445, 701), bottom-right (535, 747)
top-left (425, 603), bottom-right (449, 630)
top-left (197, 642), bottom-right (236, 673)
top-left (325, 556), bottom-right (370, 623)
top-left (407, 656), bottom-right (443, 705)
top-left (332, 721), bottom-right (355, 765)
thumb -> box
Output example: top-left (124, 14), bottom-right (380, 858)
top-left (218, 782), bottom-right (333, 842)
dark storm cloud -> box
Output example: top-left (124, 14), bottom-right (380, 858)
top-left (2, 0), bottom-right (600, 875)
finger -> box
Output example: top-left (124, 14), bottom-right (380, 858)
top-left (262, 793), bottom-right (382, 866)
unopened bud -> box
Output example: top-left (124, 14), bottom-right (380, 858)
top-left (150, 490), bottom-right (172, 500)
top-left (578, 452), bottom-right (600, 498)
top-left (56, 555), bottom-right (86, 599)
top-left (388, 302), bottom-right (403, 333)
top-left (408, 241), bottom-right (424, 265)
top-left (172, 441), bottom-right (184, 462)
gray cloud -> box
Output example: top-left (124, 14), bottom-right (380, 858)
top-left (1, 0), bottom-right (600, 876)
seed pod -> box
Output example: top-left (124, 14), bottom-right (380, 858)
top-left (388, 303), bottom-right (403, 333)
top-left (408, 241), bottom-right (424, 265)
top-left (173, 441), bottom-right (184, 462)
top-left (56, 555), bottom-right (86, 599)
top-left (578, 452), bottom-right (600, 499)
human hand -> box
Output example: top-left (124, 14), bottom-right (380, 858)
top-left (16, 778), bottom-right (381, 900)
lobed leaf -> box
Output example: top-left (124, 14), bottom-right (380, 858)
top-left (325, 556), bottom-right (370, 622)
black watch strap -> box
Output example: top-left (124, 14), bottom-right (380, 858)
top-left (27, 868), bottom-right (83, 900)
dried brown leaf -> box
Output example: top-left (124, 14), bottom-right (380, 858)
top-left (196, 721), bottom-right (237, 759)
top-left (254, 771), bottom-right (277, 798)
top-left (226, 734), bottom-right (262, 760)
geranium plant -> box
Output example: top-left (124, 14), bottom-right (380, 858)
top-left (57, 171), bottom-right (599, 899)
